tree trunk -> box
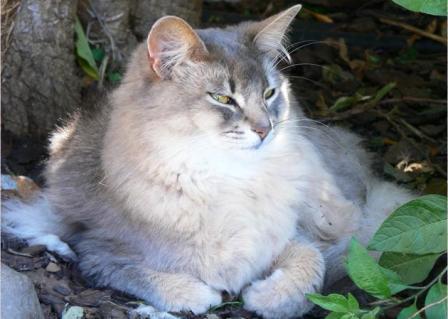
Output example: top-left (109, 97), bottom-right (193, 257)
top-left (1, 0), bottom-right (81, 140)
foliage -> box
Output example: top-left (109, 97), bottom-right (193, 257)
top-left (74, 18), bottom-right (123, 84)
top-left (328, 82), bottom-right (396, 113)
top-left (307, 195), bottom-right (447, 318)
top-left (392, 0), bottom-right (447, 16)
top-left (74, 18), bottom-right (99, 80)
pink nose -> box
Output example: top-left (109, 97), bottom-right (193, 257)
top-left (251, 124), bottom-right (271, 141)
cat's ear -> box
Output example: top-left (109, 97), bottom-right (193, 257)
top-left (147, 16), bottom-right (208, 79)
top-left (247, 4), bottom-right (302, 62)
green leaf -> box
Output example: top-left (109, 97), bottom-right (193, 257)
top-left (329, 96), bottom-right (358, 112)
top-left (75, 17), bottom-right (99, 80)
top-left (306, 293), bottom-right (350, 313)
top-left (392, 0), bottom-right (447, 16)
top-left (346, 238), bottom-right (391, 299)
top-left (360, 307), bottom-right (380, 319)
top-left (368, 195), bottom-right (447, 254)
top-left (325, 312), bottom-right (346, 319)
top-left (91, 47), bottom-right (105, 63)
top-left (380, 267), bottom-right (409, 294)
top-left (379, 252), bottom-right (440, 284)
top-left (347, 293), bottom-right (359, 312)
top-left (397, 304), bottom-right (420, 319)
top-left (107, 72), bottom-right (122, 84)
top-left (425, 282), bottom-right (447, 319)
top-left (371, 82), bottom-right (396, 104)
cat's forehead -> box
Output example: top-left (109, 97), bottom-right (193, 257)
top-left (197, 27), bottom-right (275, 89)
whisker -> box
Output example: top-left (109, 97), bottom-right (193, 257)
top-left (269, 40), bottom-right (338, 72)
top-left (286, 75), bottom-right (326, 88)
top-left (279, 62), bottom-right (328, 73)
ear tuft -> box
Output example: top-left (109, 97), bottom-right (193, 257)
top-left (147, 16), bottom-right (208, 79)
top-left (248, 4), bottom-right (302, 63)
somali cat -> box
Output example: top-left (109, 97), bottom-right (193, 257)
top-left (3, 5), bottom-right (415, 318)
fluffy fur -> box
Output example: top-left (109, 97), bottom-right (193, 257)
top-left (2, 6), bottom-right (415, 318)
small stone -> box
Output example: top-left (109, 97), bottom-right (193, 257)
top-left (61, 305), bottom-right (84, 319)
top-left (130, 305), bottom-right (179, 319)
top-left (53, 283), bottom-right (72, 296)
top-left (46, 262), bottom-right (61, 273)
top-left (1, 264), bottom-right (44, 319)
top-left (206, 314), bottom-right (221, 319)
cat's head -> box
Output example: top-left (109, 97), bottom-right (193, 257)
top-left (121, 5), bottom-right (302, 151)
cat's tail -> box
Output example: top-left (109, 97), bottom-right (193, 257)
top-left (356, 178), bottom-right (416, 247)
top-left (2, 194), bottom-right (77, 260)
top-left (324, 179), bottom-right (416, 286)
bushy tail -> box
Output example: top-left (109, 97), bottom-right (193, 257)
top-left (357, 179), bottom-right (416, 247)
top-left (2, 194), bottom-right (76, 260)
top-left (324, 179), bottom-right (416, 286)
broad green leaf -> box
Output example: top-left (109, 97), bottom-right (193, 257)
top-left (379, 252), bottom-right (440, 284)
top-left (392, 0), bottom-right (447, 16)
top-left (371, 82), bottom-right (396, 104)
top-left (75, 17), bottom-right (99, 80)
top-left (380, 267), bottom-right (409, 294)
top-left (361, 307), bottom-right (380, 319)
top-left (346, 238), bottom-right (391, 299)
top-left (340, 314), bottom-right (358, 319)
top-left (425, 282), bottom-right (447, 319)
top-left (306, 293), bottom-right (350, 313)
top-left (368, 195), bottom-right (447, 254)
top-left (325, 312), bottom-right (346, 319)
top-left (397, 304), bottom-right (420, 319)
top-left (347, 293), bottom-right (359, 312)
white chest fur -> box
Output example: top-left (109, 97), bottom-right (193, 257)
top-left (103, 129), bottom-right (345, 293)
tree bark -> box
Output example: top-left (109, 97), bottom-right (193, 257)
top-left (1, 0), bottom-right (81, 140)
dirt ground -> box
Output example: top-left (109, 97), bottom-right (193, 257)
top-left (1, 1), bottom-right (446, 318)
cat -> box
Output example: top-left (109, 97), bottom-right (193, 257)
top-left (2, 4), bottom-right (415, 319)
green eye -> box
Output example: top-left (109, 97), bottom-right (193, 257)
top-left (264, 88), bottom-right (275, 100)
top-left (210, 93), bottom-right (232, 104)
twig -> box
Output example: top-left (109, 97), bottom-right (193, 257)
top-left (379, 97), bottom-right (447, 105)
top-left (87, 1), bottom-right (122, 62)
top-left (320, 101), bottom-right (378, 121)
top-left (407, 296), bottom-right (448, 319)
top-left (321, 96), bottom-right (447, 121)
top-left (382, 267), bottom-right (448, 311)
top-left (400, 119), bottom-right (437, 143)
top-left (379, 17), bottom-right (447, 45)
top-left (7, 248), bottom-right (33, 258)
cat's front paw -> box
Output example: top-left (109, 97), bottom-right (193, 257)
top-left (154, 277), bottom-right (222, 314)
top-left (242, 269), bottom-right (319, 319)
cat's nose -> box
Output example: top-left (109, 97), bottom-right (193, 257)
top-left (251, 123), bottom-right (272, 141)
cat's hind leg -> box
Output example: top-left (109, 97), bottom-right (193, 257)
top-left (242, 240), bottom-right (324, 319)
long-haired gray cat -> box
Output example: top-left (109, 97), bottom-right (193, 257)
top-left (3, 5), bottom-right (414, 318)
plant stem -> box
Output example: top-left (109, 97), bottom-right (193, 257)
top-left (407, 296), bottom-right (448, 319)
top-left (382, 266), bottom-right (447, 311)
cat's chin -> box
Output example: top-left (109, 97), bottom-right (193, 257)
top-left (220, 133), bottom-right (274, 151)
top-left (222, 140), bottom-right (263, 151)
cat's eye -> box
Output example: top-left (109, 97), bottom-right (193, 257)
top-left (209, 93), bottom-right (233, 105)
top-left (264, 88), bottom-right (276, 100)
